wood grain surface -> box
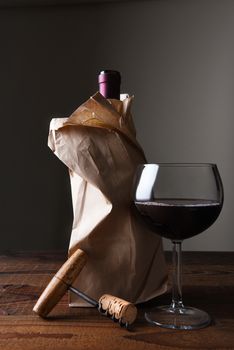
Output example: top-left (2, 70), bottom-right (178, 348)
top-left (0, 251), bottom-right (233, 350)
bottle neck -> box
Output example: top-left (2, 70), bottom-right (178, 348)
top-left (98, 70), bottom-right (121, 100)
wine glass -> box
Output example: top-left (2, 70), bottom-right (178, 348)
top-left (133, 163), bottom-right (223, 330)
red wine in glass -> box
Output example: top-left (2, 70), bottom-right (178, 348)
top-left (133, 163), bottom-right (223, 330)
top-left (135, 199), bottom-right (222, 240)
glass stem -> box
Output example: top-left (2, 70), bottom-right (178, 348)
top-left (171, 240), bottom-right (184, 309)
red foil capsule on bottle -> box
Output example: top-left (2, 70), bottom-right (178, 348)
top-left (98, 70), bottom-right (121, 100)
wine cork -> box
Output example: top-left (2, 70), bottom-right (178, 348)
top-left (98, 294), bottom-right (137, 325)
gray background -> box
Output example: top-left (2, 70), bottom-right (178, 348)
top-left (0, 0), bottom-right (233, 251)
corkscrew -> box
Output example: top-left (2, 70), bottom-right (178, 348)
top-left (33, 249), bottom-right (137, 329)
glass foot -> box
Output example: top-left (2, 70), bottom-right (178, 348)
top-left (145, 305), bottom-right (211, 330)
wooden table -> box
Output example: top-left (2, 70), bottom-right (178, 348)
top-left (0, 251), bottom-right (233, 350)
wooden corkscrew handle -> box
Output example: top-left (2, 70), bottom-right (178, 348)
top-left (98, 294), bottom-right (137, 326)
top-left (33, 249), bottom-right (87, 317)
top-left (33, 249), bottom-right (138, 328)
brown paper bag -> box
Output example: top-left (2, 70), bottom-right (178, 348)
top-left (48, 92), bottom-right (168, 306)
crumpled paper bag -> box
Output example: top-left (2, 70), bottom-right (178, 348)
top-left (48, 92), bottom-right (168, 306)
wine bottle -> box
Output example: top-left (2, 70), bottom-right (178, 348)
top-left (98, 70), bottom-right (121, 100)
